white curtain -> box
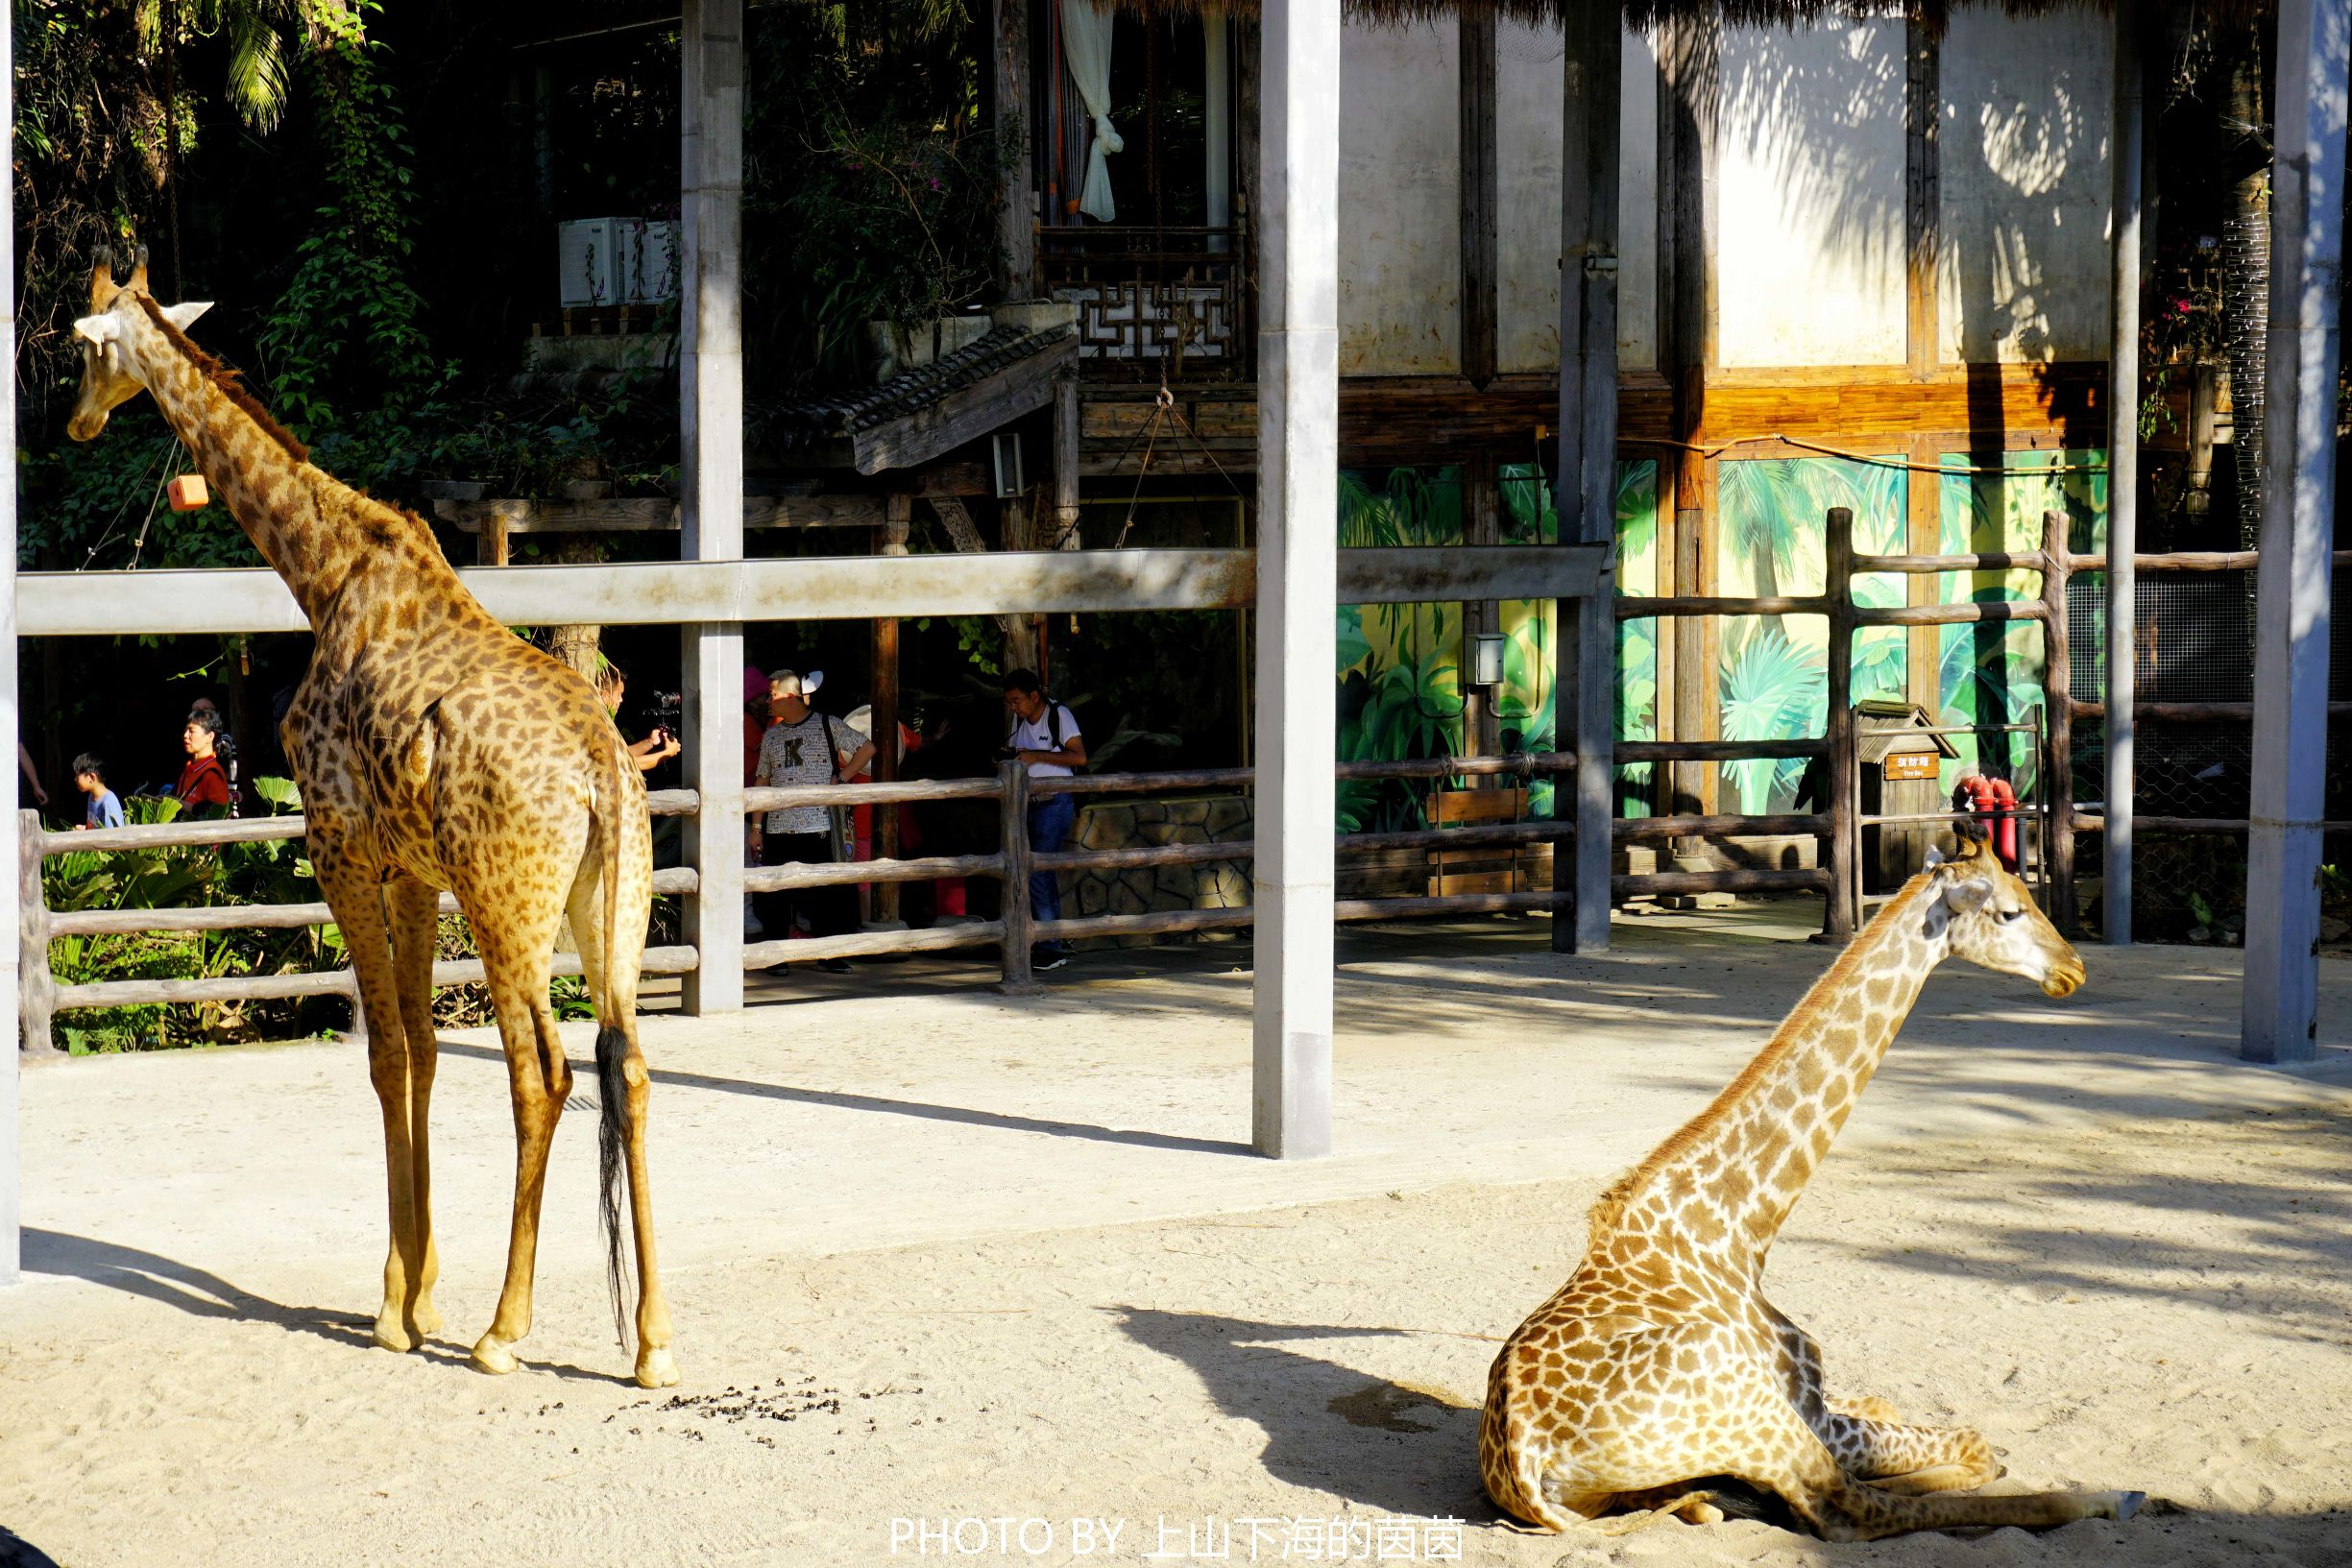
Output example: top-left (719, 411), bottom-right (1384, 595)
top-left (1059, 0), bottom-right (1122, 222)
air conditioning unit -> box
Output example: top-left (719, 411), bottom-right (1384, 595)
top-left (556, 217), bottom-right (629, 307)
top-left (629, 220), bottom-right (679, 303)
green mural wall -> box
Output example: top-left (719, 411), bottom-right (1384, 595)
top-left (1333, 461), bottom-right (1660, 830)
top-left (1331, 450), bottom-right (2101, 829)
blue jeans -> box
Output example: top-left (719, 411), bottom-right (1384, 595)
top-left (1026, 792), bottom-right (1076, 949)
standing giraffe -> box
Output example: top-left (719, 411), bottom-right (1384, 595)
top-left (1480, 832), bottom-right (2137, 1540)
top-left (65, 249), bottom-right (678, 1389)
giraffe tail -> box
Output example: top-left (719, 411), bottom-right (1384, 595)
top-left (594, 732), bottom-right (635, 1351)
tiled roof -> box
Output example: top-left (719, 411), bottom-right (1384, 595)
top-left (752, 325), bottom-right (1074, 454)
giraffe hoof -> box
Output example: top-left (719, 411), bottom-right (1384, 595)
top-left (373, 1315), bottom-right (418, 1353)
top-left (634, 1346), bottom-right (680, 1389)
top-left (411, 1302), bottom-right (445, 1338)
top-left (471, 1334), bottom-right (520, 1376)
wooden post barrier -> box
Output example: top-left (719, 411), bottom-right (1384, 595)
top-left (1822, 507), bottom-right (1856, 940)
top-left (2040, 508), bottom-right (2076, 933)
top-left (998, 758), bottom-right (1032, 991)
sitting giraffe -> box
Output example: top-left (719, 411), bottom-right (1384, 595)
top-left (1480, 831), bottom-right (2139, 1540)
top-left (65, 249), bottom-right (677, 1389)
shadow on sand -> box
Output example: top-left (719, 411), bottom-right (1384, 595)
top-left (1113, 1306), bottom-right (1499, 1523)
top-left (21, 1228), bottom-right (631, 1386)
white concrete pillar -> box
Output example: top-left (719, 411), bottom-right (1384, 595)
top-left (1251, 0), bottom-right (1340, 1160)
top-left (2, 0), bottom-right (20, 1285)
top-left (680, 0), bottom-right (747, 1015)
top-left (2103, 3), bottom-right (2142, 946)
top-left (2243, 0), bottom-right (2348, 1064)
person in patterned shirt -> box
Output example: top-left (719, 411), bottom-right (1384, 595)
top-left (752, 669), bottom-right (874, 971)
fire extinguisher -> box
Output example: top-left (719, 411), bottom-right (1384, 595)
top-left (1953, 774), bottom-right (2019, 869)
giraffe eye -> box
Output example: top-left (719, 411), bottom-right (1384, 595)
top-left (1998, 907), bottom-right (2025, 924)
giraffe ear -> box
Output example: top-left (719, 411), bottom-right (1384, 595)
top-left (160, 301), bottom-right (213, 331)
top-left (1924, 844), bottom-right (1948, 869)
top-left (1942, 875), bottom-right (1993, 914)
top-left (72, 313), bottom-right (121, 347)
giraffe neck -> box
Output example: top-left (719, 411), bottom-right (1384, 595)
top-left (121, 302), bottom-right (368, 622)
top-left (1608, 875), bottom-right (1948, 1269)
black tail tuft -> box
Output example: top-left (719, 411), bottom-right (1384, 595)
top-left (594, 1025), bottom-right (633, 1352)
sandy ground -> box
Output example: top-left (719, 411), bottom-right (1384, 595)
top-left (5, 914), bottom-right (2352, 1567)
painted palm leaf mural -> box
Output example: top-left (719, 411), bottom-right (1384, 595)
top-left (1935, 451), bottom-right (2107, 795)
top-left (1334, 461), bottom-right (1660, 830)
top-left (1711, 458), bottom-right (1907, 814)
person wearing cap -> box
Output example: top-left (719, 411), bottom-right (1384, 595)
top-left (751, 670), bottom-right (874, 971)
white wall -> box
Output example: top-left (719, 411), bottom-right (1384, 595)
top-left (1937, 8), bottom-right (2113, 364)
top-left (1715, 18), bottom-right (1909, 367)
top-left (1338, 21), bottom-right (1461, 375)
top-left (1496, 20), bottom-right (1659, 374)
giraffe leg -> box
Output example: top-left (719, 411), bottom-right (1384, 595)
top-left (383, 875), bottom-right (445, 1340)
top-left (1829, 1395), bottom-right (1903, 1424)
top-left (1740, 1395), bottom-right (2138, 1542)
top-left (1819, 1409), bottom-right (2003, 1494)
top-left (568, 828), bottom-right (676, 1388)
top-left (467, 909), bottom-right (569, 1377)
top-left (314, 850), bottom-right (428, 1354)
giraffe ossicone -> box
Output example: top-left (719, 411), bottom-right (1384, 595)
top-left (66, 246), bottom-right (680, 1390)
top-left (1479, 832), bottom-right (2137, 1541)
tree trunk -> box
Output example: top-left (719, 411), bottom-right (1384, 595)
top-left (544, 537), bottom-right (607, 682)
top-left (2221, 31), bottom-right (2270, 550)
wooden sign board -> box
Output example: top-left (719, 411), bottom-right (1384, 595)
top-left (1882, 753), bottom-right (1941, 782)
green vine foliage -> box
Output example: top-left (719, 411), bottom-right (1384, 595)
top-left (254, 3), bottom-right (438, 453)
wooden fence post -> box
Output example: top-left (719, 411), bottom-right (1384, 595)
top-left (998, 759), bottom-right (1033, 990)
top-left (17, 811), bottom-right (54, 1055)
top-left (2040, 508), bottom-right (2076, 932)
top-left (1822, 508), bottom-right (1857, 940)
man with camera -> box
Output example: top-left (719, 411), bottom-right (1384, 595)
top-left (597, 664), bottom-right (682, 774)
top-left (1002, 668), bottom-right (1085, 973)
top-left (753, 669), bottom-right (875, 972)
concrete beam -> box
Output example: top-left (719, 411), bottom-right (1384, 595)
top-left (2103, 3), bottom-right (2143, 945)
top-left (681, 0), bottom-right (747, 1016)
top-left (1252, 0), bottom-right (1342, 1161)
top-left (2, 0), bottom-right (18, 1287)
top-left (2243, 0), bottom-right (2349, 1064)
top-left (15, 547), bottom-right (1603, 638)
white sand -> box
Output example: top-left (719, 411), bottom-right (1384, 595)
top-left (4, 918), bottom-right (2350, 1566)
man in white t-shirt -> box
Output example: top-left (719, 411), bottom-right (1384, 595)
top-left (1003, 668), bottom-right (1085, 971)
top-left (752, 669), bottom-right (875, 971)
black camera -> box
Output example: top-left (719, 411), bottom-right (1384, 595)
top-left (652, 690), bottom-right (684, 727)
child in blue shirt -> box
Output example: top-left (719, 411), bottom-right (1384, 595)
top-left (73, 752), bottom-right (124, 830)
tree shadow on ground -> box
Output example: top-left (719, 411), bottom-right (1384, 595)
top-left (20, 1229), bottom-right (628, 1386)
top-left (1112, 1306), bottom-right (1499, 1523)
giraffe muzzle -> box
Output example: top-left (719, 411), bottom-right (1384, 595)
top-left (2041, 959), bottom-right (2087, 999)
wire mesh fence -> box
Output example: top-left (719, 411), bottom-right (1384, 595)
top-left (2061, 567), bottom-right (2352, 945)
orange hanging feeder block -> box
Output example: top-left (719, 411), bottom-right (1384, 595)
top-left (167, 474), bottom-right (209, 512)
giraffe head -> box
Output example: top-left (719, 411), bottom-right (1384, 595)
top-left (1921, 830), bottom-right (2086, 999)
top-left (66, 246), bottom-right (211, 442)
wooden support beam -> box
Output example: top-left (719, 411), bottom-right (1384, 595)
top-left (1823, 508), bottom-right (1856, 939)
top-left (2040, 508), bottom-right (2076, 932)
top-left (1903, 12), bottom-right (1939, 374)
top-left (1053, 373), bottom-right (1081, 549)
top-left (438, 495), bottom-right (886, 534)
top-left (1557, 0), bottom-right (1620, 954)
top-left (873, 496), bottom-right (911, 925)
top-left (2243, 0), bottom-right (2348, 1065)
top-left (1459, 7), bottom-right (1498, 390)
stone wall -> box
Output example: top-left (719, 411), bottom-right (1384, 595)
top-left (1064, 795), bottom-right (1253, 948)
